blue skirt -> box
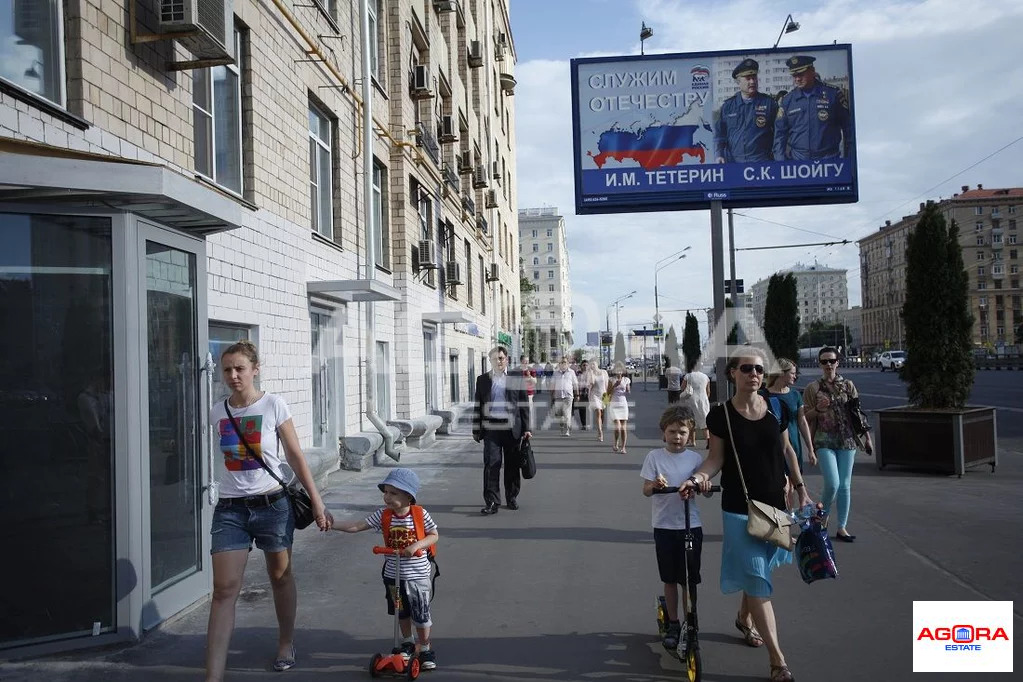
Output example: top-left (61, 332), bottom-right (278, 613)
top-left (720, 510), bottom-right (793, 598)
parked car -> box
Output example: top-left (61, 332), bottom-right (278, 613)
top-left (878, 350), bottom-right (906, 371)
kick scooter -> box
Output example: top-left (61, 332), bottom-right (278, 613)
top-left (369, 546), bottom-right (423, 679)
top-left (653, 484), bottom-right (720, 682)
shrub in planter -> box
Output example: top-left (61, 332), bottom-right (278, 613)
top-left (877, 202), bottom-right (995, 475)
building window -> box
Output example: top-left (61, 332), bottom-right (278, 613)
top-left (375, 341), bottom-right (391, 419)
top-left (532, 257), bottom-right (539, 265)
top-left (372, 159), bottom-right (389, 267)
top-left (532, 229), bottom-right (537, 238)
top-left (547, 242), bottom-right (553, 252)
top-left (479, 254), bottom-right (486, 314)
top-left (533, 270), bottom-right (539, 280)
top-left (548, 270), bottom-right (554, 278)
top-left (1009, 233), bottom-right (1018, 244)
top-left (976, 222), bottom-right (983, 232)
top-left (547, 256), bottom-right (555, 264)
top-left (547, 228), bottom-right (553, 237)
top-left (976, 235), bottom-right (985, 246)
top-left (193, 28), bottom-right (244, 194)
top-left (978, 266), bottom-right (985, 276)
top-left (1011, 250), bottom-right (1019, 260)
top-left (977, 251), bottom-right (985, 260)
top-left (309, 103), bottom-right (334, 238)
top-left (316, 0), bottom-right (337, 19)
top-left (0, 0), bottom-right (64, 105)
top-left (548, 284), bottom-right (555, 292)
top-left (975, 207), bottom-right (983, 215)
top-left (532, 243), bottom-right (539, 252)
top-left (368, 0), bottom-right (381, 82)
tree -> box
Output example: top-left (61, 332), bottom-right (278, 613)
top-left (763, 272), bottom-right (800, 361)
top-left (682, 312), bottom-right (701, 372)
top-left (613, 332), bottom-right (626, 364)
top-left (664, 325), bottom-right (680, 368)
top-left (519, 257), bottom-right (538, 360)
top-left (724, 298), bottom-right (739, 345)
top-left (797, 320), bottom-right (852, 349)
top-left (571, 348), bottom-right (585, 364)
top-left (901, 202), bottom-right (974, 408)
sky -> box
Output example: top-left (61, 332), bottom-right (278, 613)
top-left (508, 0), bottom-right (1023, 347)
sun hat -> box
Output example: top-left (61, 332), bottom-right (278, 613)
top-left (378, 468), bottom-right (420, 502)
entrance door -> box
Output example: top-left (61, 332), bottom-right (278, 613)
top-left (138, 223), bottom-right (211, 627)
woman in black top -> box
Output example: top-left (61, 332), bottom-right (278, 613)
top-left (681, 348), bottom-right (812, 682)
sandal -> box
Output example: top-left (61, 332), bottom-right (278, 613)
top-left (770, 664), bottom-right (794, 681)
top-left (272, 646), bottom-right (296, 672)
top-left (735, 616), bottom-right (764, 647)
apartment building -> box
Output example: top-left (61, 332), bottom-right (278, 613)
top-left (518, 206), bottom-right (573, 361)
top-left (858, 185), bottom-right (1022, 353)
top-left (750, 262), bottom-right (849, 335)
top-left (0, 0), bottom-right (517, 653)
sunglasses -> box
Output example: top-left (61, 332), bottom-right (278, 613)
top-left (738, 363), bottom-right (765, 375)
top-left (819, 358), bottom-right (838, 365)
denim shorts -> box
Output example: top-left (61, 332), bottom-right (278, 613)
top-left (211, 493), bottom-right (295, 554)
top-left (383, 577), bottom-right (433, 627)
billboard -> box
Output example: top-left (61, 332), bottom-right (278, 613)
top-left (571, 44), bottom-right (856, 214)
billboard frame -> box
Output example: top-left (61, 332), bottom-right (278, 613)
top-left (571, 43), bottom-right (857, 215)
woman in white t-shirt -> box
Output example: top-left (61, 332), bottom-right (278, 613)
top-left (608, 361), bottom-right (632, 453)
top-left (205, 341), bottom-right (332, 679)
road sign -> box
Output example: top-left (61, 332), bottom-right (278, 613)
top-left (724, 279), bottom-right (744, 294)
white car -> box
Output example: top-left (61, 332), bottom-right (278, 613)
top-left (879, 350), bottom-right (906, 371)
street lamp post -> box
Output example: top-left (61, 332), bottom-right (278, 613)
top-left (607, 290), bottom-right (636, 366)
top-left (773, 13), bottom-right (800, 49)
top-left (654, 246), bottom-right (691, 373)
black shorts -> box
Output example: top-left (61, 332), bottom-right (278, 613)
top-left (654, 527), bottom-right (703, 586)
top-left (667, 390), bottom-right (682, 403)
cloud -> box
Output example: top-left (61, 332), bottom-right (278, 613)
top-left (512, 0), bottom-right (1023, 347)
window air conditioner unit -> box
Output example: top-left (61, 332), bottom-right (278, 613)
top-left (417, 240), bottom-right (437, 269)
top-left (491, 160), bottom-right (501, 181)
top-left (485, 189), bottom-right (498, 208)
top-left (433, 0), bottom-right (457, 13)
top-left (445, 261), bottom-right (462, 284)
top-left (439, 115), bottom-right (458, 143)
top-left (410, 65), bottom-right (434, 99)
top-left (486, 262), bottom-right (499, 282)
top-left (472, 164), bottom-right (489, 189)
top-left (457, 151), bottom-right (473, 174)
top-left (157, 0), bottom-right (232, 60)
top-left (467, 40), bottom-right (483, 68)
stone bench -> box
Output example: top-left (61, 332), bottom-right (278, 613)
top-left (386, 419), bottom-right (415, 444)
top-left (432, 402), bottom-right (474, 435)
top-left (339, 428), bottom-right (404, 471)
top-left (406, 415), bottom-right (444, 448)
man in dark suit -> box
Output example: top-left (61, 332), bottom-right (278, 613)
top-left (473, 345), bottom-right (532, 514)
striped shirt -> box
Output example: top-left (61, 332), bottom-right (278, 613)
top-left (365, 507), bottom-right (438, 581)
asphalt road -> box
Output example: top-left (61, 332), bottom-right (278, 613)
top-left (3, 382), bottom-right (1019, 681)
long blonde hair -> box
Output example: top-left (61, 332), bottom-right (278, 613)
top-left (767, 357), bottom-right (796, 386)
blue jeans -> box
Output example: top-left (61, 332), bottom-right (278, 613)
top-left (817, 448), bottom-right (856, 530)
top-left (211, 493), bottom-right (295, 553)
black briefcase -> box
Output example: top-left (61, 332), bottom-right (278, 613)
top-left (520, 437), bottom-right (537, 480)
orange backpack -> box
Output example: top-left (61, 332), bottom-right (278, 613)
top-left (381, 505), bottom-right (437, 559)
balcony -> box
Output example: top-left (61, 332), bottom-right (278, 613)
top-left (416, 123), bottom-right (440, 166)
top-left (477, 213), bottom-right (488, 234)
top-left (461, 193), bottom-right (476, 216)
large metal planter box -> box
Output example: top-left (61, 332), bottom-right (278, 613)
top-left (876, 406), bottom-right (997, 476)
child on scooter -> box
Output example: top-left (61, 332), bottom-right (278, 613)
top-left (333, 468), bottom-right (439, 670)
top-left (640, 405), bottom-right (705, 652)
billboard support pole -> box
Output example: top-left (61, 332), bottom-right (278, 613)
top-left (728, 208), bottom-right (738, 308)
top-left (711, 201), bottom-right (728, 403)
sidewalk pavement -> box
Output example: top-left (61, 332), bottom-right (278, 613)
top-left (2, 385), bottom-right (1020, 681)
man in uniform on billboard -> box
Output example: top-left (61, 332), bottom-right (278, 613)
top-left (713, 58), bottom-right (778, 163)
top-left (773, 55), bottom-right (850, 160)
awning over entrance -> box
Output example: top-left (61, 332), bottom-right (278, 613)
top-left (422, 311), bottom-right (472, 324)
top-left (0, 139), bottom-right (248, 234)
top-left (307, 279), bottom-right (401, 304)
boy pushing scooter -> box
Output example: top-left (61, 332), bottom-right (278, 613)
top-left (333, 468), bottom-right (439, 672)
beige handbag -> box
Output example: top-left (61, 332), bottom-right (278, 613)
top-left (722, 402), bottom-right (795, 551)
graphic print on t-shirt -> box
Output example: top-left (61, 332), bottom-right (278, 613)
top-left (388, 524), bottom-right (417, 551)
top-left (218, 415), bottom-right (264, 471)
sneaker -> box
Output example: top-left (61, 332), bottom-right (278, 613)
top-left (392, 641), bottom-right (415, 660)
top-left (662, 621), bottom-right (682, 650)
top-left (675, 623), bottom-right (689, 659)
top-left (419, 648), bottom-right (436, 670)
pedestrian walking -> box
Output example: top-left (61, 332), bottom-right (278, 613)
top-left (575, 359), bottom-right (594, 430)
top-left (589, 361), bottom-right (610, 442)
top-left (762, 358), bottom-right (817, 508)
top-left (681, 347), bottom-right (812, 682)
top-left (519, 354), bottom-right (537, 426)
top-left (332, 468), bottom-right (439, 670)
top-left (607, 361), bottom-right (632, 453)
top-left (472, 346), bottom-right (532, 514)
top-left (681, 366), bottom-right (711, 448)
top-left (205, 340), bottom-right (332, 681)
top-left (550, 357), bottom-right (578, 436)
top-left (802, 346), bottom-right (872, 543)
top-left (664, 359), bottom-right (684, 403)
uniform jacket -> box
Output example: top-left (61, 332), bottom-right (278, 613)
top-left (774, 79), bottom-right (850, 160)
top-left (714, 91), bottom-right (778, 162)
top-left (472, 370), bottom-right (530, 441)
